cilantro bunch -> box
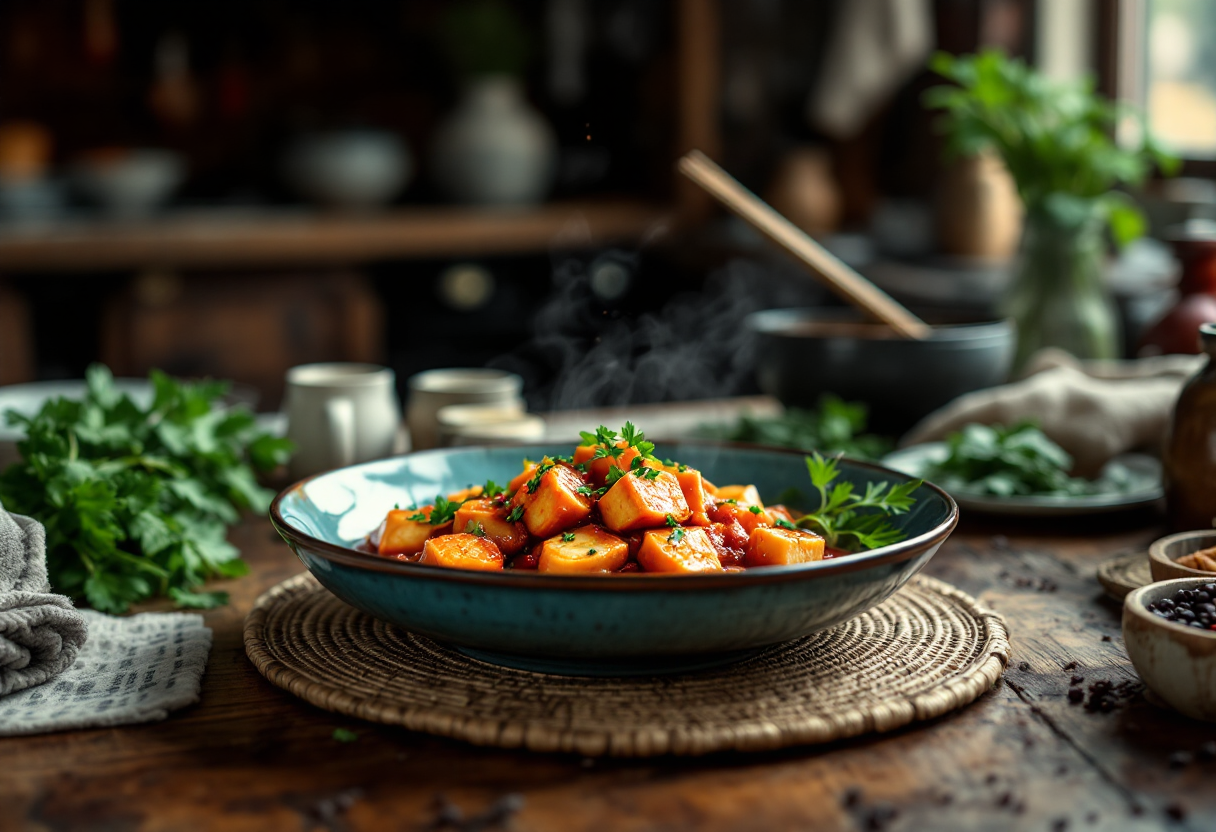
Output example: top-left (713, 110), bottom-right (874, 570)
top-left (0, 365), bottom-right (293, 613)
top-left (792, 453), bottom-right (921, 553)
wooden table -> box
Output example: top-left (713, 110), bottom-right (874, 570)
top-left (5, 509), bottom-right (1216, 831)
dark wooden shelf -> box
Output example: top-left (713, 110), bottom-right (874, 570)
top-left (0, 199), bottom-right (674, 272)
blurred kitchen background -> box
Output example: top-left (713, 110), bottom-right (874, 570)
top-left (1, 0), bottom-right (1213, 414)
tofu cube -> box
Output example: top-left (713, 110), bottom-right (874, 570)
top-left (714, 484), bottom-right (763, 507)
top-left (377, 507), bottom-right (451, 557)
top-left (453, 498), bottom-right (529, 556)
top-left (744, 526), bottom-right (825, 567)
top-left (636, 527), bottom-right (724, 573)
top-left (508, 461), bottom-right (540, 495)
top-left (598, 470), bottom-right (691, 533)
top-left (538, 525), bottom-right (629, 574)
top-left (420, 533), bottom-right (504, 571)
top-left (523, 464), bottom-right (593, 538)
top-left (675, 469), bottom-right (712, 526)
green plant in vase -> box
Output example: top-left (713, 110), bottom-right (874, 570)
top-left (926, 51), bottom-right (1178, 368)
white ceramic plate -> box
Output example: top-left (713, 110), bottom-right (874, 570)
top-left (883, 442), bottom-right (1164, 517)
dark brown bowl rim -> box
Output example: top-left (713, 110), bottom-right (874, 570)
top-left (269, 439), bottom-right (959, 591)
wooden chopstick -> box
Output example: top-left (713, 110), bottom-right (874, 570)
top-left (678, 149), bottom-right (933, 340)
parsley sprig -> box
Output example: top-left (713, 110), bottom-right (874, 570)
top-left (794, 452), bottom-right (921, 552)
top-left (464, 520), bottom-right (487, 538)
top-left (0, 365), bottom-right (294, 613)
top-left (408, 495), bottom-right (462, 526)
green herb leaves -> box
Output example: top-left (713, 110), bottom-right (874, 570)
top-left (0, 365), bottom-right (293, 613)
top-left (795, 452), bottom-right (920, 553)
top-left (697, 395), bottom-right (891, 460)
top-left (506, 504), bottom-right (526, 523)
top-left (925, 50), bottom-right (1177, 246)
top-left (562, 532), bottom-right (575, 542)
top-left (926, 422), bottom-right (1111, 497)
top-left (464, 520), bottom-right (487, 538)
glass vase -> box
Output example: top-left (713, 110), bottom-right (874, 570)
top-left (1001, 207), bottom-right (1121, 370)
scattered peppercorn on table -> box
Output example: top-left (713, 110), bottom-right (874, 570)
top-left (3, 400), bottom-right (1213, 831)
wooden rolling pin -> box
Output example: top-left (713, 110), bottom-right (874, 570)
top-left (679, 149), bottom-right (933, 340)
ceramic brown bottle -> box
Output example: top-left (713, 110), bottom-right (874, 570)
top-left (1164, 323), bottom-right (1216, 531)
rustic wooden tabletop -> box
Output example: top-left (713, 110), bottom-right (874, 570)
top-left (5, 506), bottom-right (1215, 832)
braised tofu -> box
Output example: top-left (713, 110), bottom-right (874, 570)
top-left (636, 527), bottom-right (724, 573)
top-left (538, 525), bottom-right (629, 574)
top-left (743, 526), bottom-right (825, 567)
top-left (445, 485), bottom-right (484, 503)
top-left (420, 533), bottom-right (504, 571)
top-left (377, 507), bottom-right (451, 557)
top-left (576, 442), bottom-right (647, 486)
top-left (507, 461), bottom-right (541, 495)
top-left (598, 470), bottom-right (691, 533)
top-left (714, 484), bottom-right (763, 507)
top-left (709, 499), bottom-right (773, 535)
top-left (453, 498), bottom-right (529, 556)
top-left (675, 469), bottom-right (712, 526)
top-left (523, 464), bottom-right (593, 538)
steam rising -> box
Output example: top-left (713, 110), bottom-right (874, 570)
top-left (492, 253), bottom-right (821, 411)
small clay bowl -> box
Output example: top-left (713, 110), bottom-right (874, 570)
top-left (1124, 578), bottom-right (1216, 722)
top-left (1148, 531), bottom-right (1216, 582)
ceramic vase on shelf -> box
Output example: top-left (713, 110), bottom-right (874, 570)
top-left (936, 151), bottom-right (1022, 260)
top-left (431, 75), bottom-right (557, 206)
top-left (1001, 203), bottom-right (1121, 371)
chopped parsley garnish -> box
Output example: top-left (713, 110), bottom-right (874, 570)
top-left (482, 480), bottom-right (506, 499)
top-left (662, 459), bottom-right (689, 473)
top-left (665, 514), bottom-right (679, 528)
top-left (407, 495), bottom-right (461, 525)
top-left (574, 462), bottom-right (588, 473)
top-left (592, 444), bottom-right (625, 460)
top-left (587, 548), bottom-right (598, 556)
top-left (716, 498), bottom-right (737, 506)
top-left (464, 520), bottom-right (486, 538)
top-left (562, 532), bottom-right (576, 542)
top-left (667, 527), bottom-right (685, 545)
top-left (620, 421), bottom-right (656, 458)
top-left (576, 485), bottom-right (593, 496)
top-left (604, 466), bottom-right (627, 487)
top-left (525, 461), bottom-right (556, 494)
top-left (506, 504), bottom-right (526, 523)
top-left (393, 502), bottom-right (400, 510)
top-left (748, 505), bottom-right (763, 515)
top-left (632, 466), bottom-right (660, 481)
top-left (332, 728), bottom-right (359, 742)
top-left (775, 518), bottom-right (797, 530)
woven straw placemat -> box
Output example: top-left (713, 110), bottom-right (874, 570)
top-left (1096, 550), bottom-right (1153, 600)
top-left (245, 573), bottom-right (1009, 757)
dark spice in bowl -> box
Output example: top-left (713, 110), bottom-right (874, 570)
top-left (1147, 583), bottom-right (1216, 631)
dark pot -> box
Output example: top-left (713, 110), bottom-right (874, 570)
top-left (747, 309), bottom-right (1015, 434)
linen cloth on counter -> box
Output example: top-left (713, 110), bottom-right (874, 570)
top-left (0, 506), bottom-right (87, 696)
top-left (901, 348), bottom-right (1205, 477)
top-left (0, 503), bottom-right (212, 736)
top-left (0, 609), bottom-right (211, 736)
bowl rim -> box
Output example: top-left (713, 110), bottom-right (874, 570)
top-left (1148, 530), bottom-right (1216, 579)
top-left (744, 307), bottom-right (1014, 341)
top-left (269, 439), bottom-right (959, 590)
top-left (1124, 576), bottom-right (1216, 639)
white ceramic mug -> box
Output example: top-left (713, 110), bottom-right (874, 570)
top-left (406, 368), bottom-right (524, 451)
top-left (285, 363), bottom-right (401, 479)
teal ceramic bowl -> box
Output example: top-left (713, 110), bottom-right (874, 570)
top-left (270, 442), bottom-right (958, 675)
